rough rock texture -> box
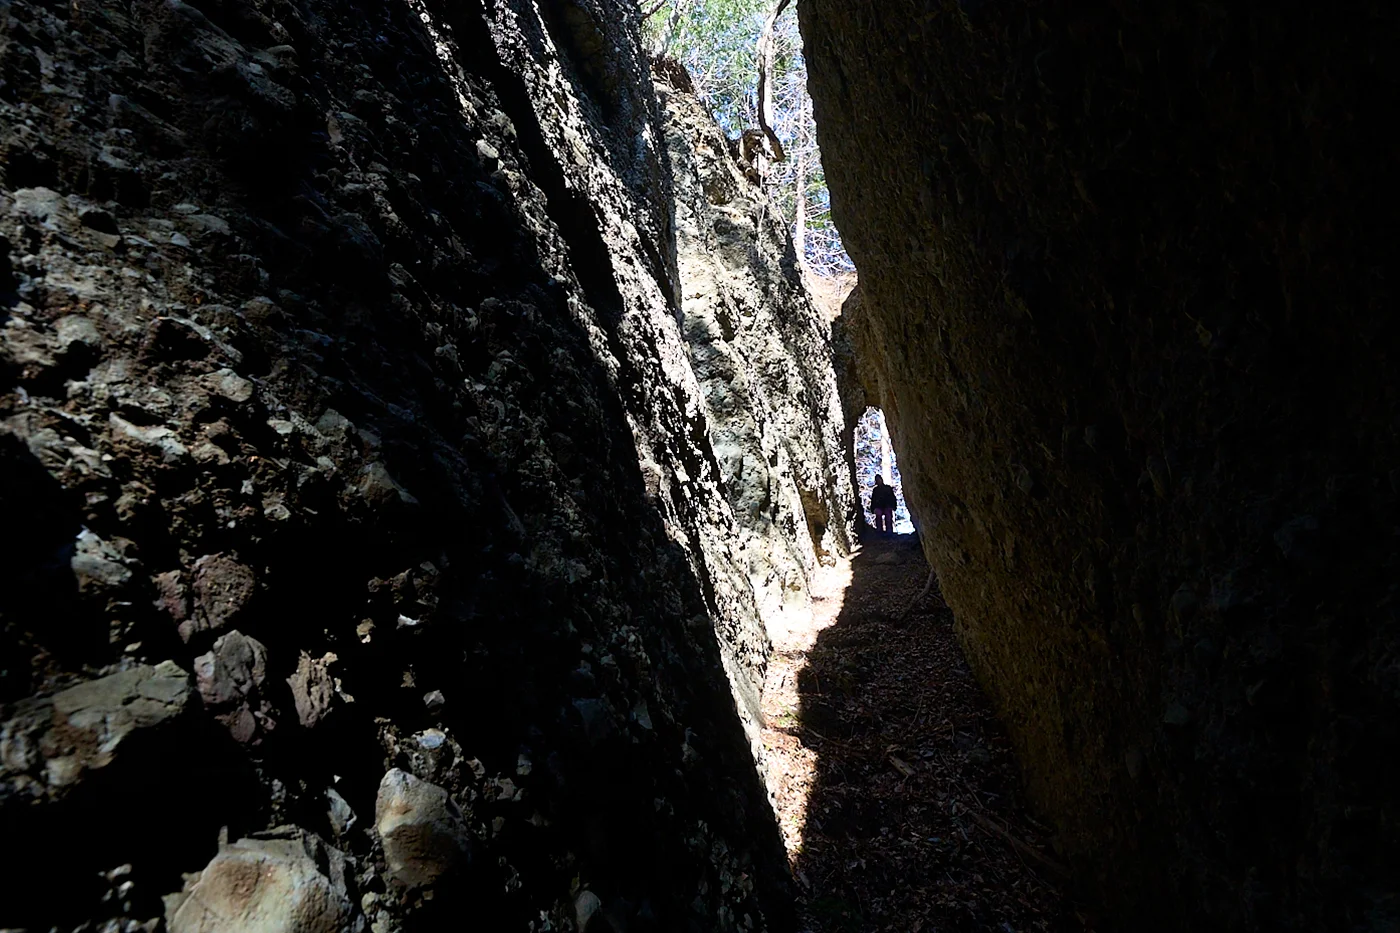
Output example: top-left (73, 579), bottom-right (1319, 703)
top-left (1, 660), bottom-right (191, 798)
top-left (0, 0), bottom-right (851, 930)
top-left (800, 1), bottom-right (1398, 930)
top-left (374, 767), bottom-right (473, 891)
top-left (657, 67), bottom-right (855, 673)
top-left (829, 283), bottom-right (891, 538)
top-left (164, 828), bottom-right (353, 933)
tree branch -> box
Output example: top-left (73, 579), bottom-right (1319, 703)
top-left (642, 0), bottom-right (668, 18)
top-left (755, 0), bottom-right (791, 162)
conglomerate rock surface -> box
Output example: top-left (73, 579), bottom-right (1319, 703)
top-left (658, 66), bottom-right (855, 647)
top-left (0, 1), bottom-right (854, 930)
top-left (799, 1), bottom-right (1398, 930)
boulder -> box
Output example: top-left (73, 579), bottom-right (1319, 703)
top-left (194, 631), bottom-right (274, 744)
top-left (1, 662), bottom-right (191, 796)
top-left (287, 651), bottom-right (339, 729)
top-left (165, 831), bottom-right (351, 933)
top-left (373, 768), bottom-right (471, 890)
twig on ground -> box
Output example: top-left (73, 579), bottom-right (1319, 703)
top-left (802, 725), bottom-right (853, 749)
top-left (900, 566), bottom-right (945, 618)
top-left (964, 809), bottom-right (1070, 880)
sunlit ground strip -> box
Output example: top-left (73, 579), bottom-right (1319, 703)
top-left (759, 554), bottom-right (855, 872)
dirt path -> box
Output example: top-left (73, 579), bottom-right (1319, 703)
top-left (762, 534), bottom-right (1084, 932)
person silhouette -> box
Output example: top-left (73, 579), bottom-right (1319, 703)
top-left (870, 475), bottom-right (897, 533)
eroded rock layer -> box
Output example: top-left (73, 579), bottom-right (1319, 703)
top-left (1, 1), bottom-right (853, 930)
top-left (800, 1), bottom-right (1398, 929)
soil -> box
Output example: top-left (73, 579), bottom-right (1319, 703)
top-left (762, 533), bottom-right (1085, 932)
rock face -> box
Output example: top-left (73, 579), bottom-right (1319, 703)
top-left (657, 67), bottom-right (856, 734)
top-left (1, 0), bottom-right (852, 931)
top-left (800, 1), bottom-right (1398, 930)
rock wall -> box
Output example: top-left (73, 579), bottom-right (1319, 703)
top-left (830, 283), bottom-right (901, 537)
top-left (799, 1), bottom-right (1399, 930)
top-left (657, 66), bottom-right (855, 640)
top-left (0, 1), bottom-right (851, 930)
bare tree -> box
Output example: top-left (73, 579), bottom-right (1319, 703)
top-left (643, 0), bottom-right (854, 278)
top-left (754, 0), bottom-right (791, 163)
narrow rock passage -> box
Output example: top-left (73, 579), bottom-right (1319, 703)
top-left (762, 535), bottom-right (1080, 932)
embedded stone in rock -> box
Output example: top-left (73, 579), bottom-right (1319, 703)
top-left (195, 631), bottom-right (267, 706)
top-left (165, 832), bottom-right (351, 933)
top-left (153, 569), bottom-right (192, 627)
top-left (574, 890), bottom-right (602, 931)
top-left (327, 788), bottom-right (357, 837)
top-left (287, 651), bottom-right (339, 729)
top-left (191, 553), bottom-right (257, 635)
top-left (12, 187), bottom-right (64, 224)
top-left (78, 206), bottom-right (119, 235)
top-left (110, 412), bottom-right (190, 464)
top-left (374, 768), bottom-right (471, 890)
top-left (54, 314), bottom-right (103, 357)
top-left (0, 661), bottom-right (191, 794)
top-left (201, 368), bottom-right (256, 404)
top-left (572, 697), bottom-right (618, 743)
top-left (358, 462), bottom-right (419, 511)
top-left (194, 631), bottom-right (274, 744)
top-left (70, 529), bottom-right (133, 594)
